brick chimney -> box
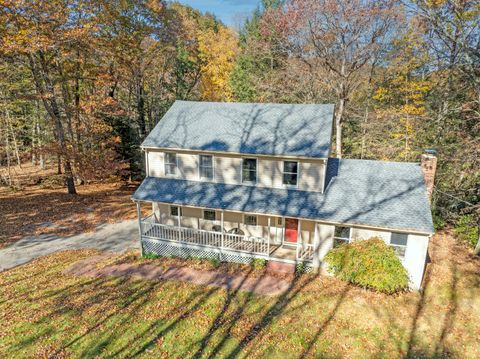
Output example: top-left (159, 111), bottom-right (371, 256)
top-left (421, 150), bottom-right (437, 202)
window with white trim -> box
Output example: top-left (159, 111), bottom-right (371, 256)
top-left (165, 153), bottom-right (177, 176)
top-left (203, 210), bottom-right (216, 221)
top-left (199, 155), bottom-right (214, 180)
top-left (242, 158), bottom-right (257, 183)
top-left (170, 206), bottom-right (182, 216)
top-left (283, 161), bottom-right (298, 186)
top-left (390, 232), bottom-right (408, 258)
top-left (333, 226), bottom-right (350, 247)
top-left (244, 214), bottom-right (257, 226)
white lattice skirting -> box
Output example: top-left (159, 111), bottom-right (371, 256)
top-left (142, 237), bottom-right (263, 264)
top-left (141, 237), bottom-right (315, 272)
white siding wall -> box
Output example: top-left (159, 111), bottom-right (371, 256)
top-left (177, 153), bottom-right (198, 180)
top-left (351, 228), bottom-right (391, 242)
top-left (318, 224), bottom-right (335, 263)
top-left (147, 151), bottom-right (164, 177)
top-left (146, 149), bottom-right (326, 192)
top-left (403, 234), bottom-right (430, 290)
top-left (214, 155), bottom-right (242, 184)
top-left (299, 160), bottom-right (325, 192)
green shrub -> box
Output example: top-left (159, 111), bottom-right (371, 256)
top-left (142, 252), bottom-right (162, 260)
top-left (454, 214), bottom-right (479, 248)
top-left (207, 258), bottom-right (221, 268)
top-left (324, 237), bottom-right (409, 294)
top-left (251, 258), bottom-right (267, 270)
top-left (295, 262), bottom-right (307, 276)
top-left (432, 212), bottom-right (446, 230)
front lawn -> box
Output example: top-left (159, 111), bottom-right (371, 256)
top-left (0, 232), bottom-right (479, 358)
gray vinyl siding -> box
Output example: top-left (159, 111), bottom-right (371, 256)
top-left (146, 149), bottom-right (326, 192)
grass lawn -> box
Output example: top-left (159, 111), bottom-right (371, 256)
top-left (0, 232), bottom-right (479, 358)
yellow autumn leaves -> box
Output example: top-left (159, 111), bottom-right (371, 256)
top-left (373, 25), bottom-right (430, 160)
top-left (197, 27), bottom-right (239, 102)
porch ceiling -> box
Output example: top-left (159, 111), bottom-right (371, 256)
top-left (132, 158), bottom-right (434, 234)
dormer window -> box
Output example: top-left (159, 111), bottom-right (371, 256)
top-left (199, 155), bottom-right (214, 180)
top-left (242, 158), bottom-right (257, 183)
top-left (165, 152), bottom-right (177, 176)
top-left (283, 161), bottom-right (298, 186)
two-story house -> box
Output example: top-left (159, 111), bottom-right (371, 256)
top-left (132, 101), bottom-right (435, 289)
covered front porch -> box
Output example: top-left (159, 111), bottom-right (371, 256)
top-left (135, 201), bottom-right (318, 265)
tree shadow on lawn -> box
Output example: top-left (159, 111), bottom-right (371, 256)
top-left (5, 233), bottom-right (478, 358)
top-left (369, 232), bottom-right (478, 358)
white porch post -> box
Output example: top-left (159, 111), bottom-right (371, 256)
top-left (313, 222), bottom-right (320, 272)
top-left (177, 206), bottom-right (182, 241)
top-left (136, 201), bottom-right (143, 255)
top-left (267, 217), bottom-right (271, 257)
top-left (221, 210), bottom-right (224, 249)
top-left (296, 219), bottom-right (302, 259)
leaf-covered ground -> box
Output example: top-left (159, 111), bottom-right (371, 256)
top-left (0, 231), bottom-right (479, 358)
top-left (0, 176), bottom-right (141, 248)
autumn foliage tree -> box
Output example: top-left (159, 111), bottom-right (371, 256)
top-left (373, 22), bottom-right (431, 161)
top-left (279, 0), bottom-right (399, 157)
top-left (197, 26), bottom-right (238, 101)
top-left (0, 0), bottom-right (236, 192)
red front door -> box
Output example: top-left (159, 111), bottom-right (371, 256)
top-left (285, 218), bottom-right (298, 243)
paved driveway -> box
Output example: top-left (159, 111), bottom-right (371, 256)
top-left (0, 220), bottom-right (139, 272)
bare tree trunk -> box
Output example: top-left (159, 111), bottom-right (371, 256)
top-left (361, 61), bottom-right (377, 159)
top-left (37, 117), bottom-right (45, 169)
top-left (360, 104), bottom-right (369, 159)
top-left (4, 105), bottom-right (21, 167)
top-left (57, 154), bottom-right (62, 174)
top-left (2, 117), bottom-right (12, 186)
top-left (29, 52), bottom-right (76, 194)
top-left (32, 115), bottom-right (37, 165)
top-left (335, 96), bottom-right (345, 158)
top-left (137, 76), bottom-right (146, 140)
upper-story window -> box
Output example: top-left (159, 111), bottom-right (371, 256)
top-left (165, 152), bottom-right (178, 176)
top-left (390, 232), bottom-right (408, 259)
top-left (199, 155), bottom-right (214, 180)
top-left (283, 161), bottom-right (298, 186)
top-left (242, 158), bottom-right (257, 183)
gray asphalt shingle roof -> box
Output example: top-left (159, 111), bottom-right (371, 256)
top-left (133, 158), bottom-right (434, 234)
top-left (141, 101), bottom-right (335, 158)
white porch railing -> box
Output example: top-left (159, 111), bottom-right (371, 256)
top-left (296, 242), bottom-right (314, 261)
top-left (141, 220), bottom-right (269, 256)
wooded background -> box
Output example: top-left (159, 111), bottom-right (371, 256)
top-left (0, 0), bottom-right (478, 240)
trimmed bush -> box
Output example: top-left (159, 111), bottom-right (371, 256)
top-left (324, 237), bottom-right (409, 294)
